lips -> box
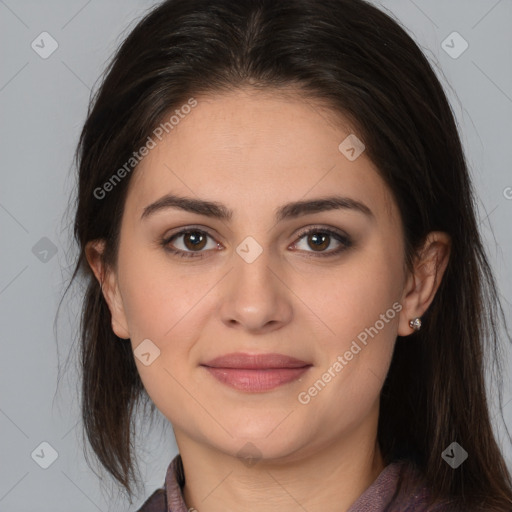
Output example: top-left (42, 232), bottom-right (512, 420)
top-left (203, 352), bottom-right (310, 369)
top-left (201, 352), bottom-right (312, 392)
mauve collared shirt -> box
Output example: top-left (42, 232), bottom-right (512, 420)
top-left (136, 455), bottom-right (462, 512)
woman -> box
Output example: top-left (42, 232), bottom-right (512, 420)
top-left (66, 0), bottom-right (512, 510)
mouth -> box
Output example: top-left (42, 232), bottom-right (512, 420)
top-left (200, 352), bottom-right (312, 392)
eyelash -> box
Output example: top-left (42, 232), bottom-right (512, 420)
top-left (160, 225), bottom-right (353, 260)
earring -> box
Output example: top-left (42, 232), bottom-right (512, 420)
top-left (409, 317), bottom-right (422, 331)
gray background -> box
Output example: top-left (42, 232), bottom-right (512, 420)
top-left (1, 0), bottom-right (511, 510)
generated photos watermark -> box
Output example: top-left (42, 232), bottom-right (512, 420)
top-left (93, 97), bottom-right (198, 200)
top-left (297, 301), bottom-right (403, 405)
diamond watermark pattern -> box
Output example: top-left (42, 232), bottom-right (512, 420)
top-left (441, 32), bottom-right (468, 59)
top-left (338, 134), bottom-right (365, 161)
top-left (237, 442), bottom-right (262, 468)
top-left (31, 441), bottom-right (59, 469)
top-left (236, 236), bottom-right (263, 264)
top-left (31, 32), bottom-right (59, 59)
top-left (32, 237), bottom-right (58, 263)
top-left (134, 338), bottom-right (161, 366)
top-left (441, 442), bottom-right (468, 468)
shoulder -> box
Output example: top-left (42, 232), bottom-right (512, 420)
top-left (136, 487), bottom-right (167, 512)
top-left (386, 460), bottom-right (489, 512)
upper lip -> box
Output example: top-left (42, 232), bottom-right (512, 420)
top-left (201, 352), bottom-right (312, 369)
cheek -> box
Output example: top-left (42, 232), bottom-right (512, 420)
top-left (304, 280), bottom-right (398, 425)
top-left (309, 248), bottom-right (402, 383)
top-left (117, 246), bottom-right (207, 390)
top-left (117, 243), bottom-right (189, 340)
top-left (320, 260), bottom-right (401, 335)
top-left (120, 258), bottom-right (197, 418)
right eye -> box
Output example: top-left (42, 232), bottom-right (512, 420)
top-left (160, 228), bottom-right (221, 258)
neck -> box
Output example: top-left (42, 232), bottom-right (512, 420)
top-left (175, 421), bottom-right (386, 512)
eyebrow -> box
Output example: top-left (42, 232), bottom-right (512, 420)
top-left (140, 193), bottom-right (374, 223)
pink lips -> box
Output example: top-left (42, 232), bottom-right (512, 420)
top-left (201, 353), bottom-right (312, 392)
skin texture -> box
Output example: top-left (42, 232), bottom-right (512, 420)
top-left (86, 88), bottom-right (451, 512)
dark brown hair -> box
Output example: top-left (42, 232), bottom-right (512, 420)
top-left (61, 0), bottom-right (512, 508)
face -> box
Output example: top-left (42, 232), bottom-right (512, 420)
top-left (97, 88), bottom-right (413, 463)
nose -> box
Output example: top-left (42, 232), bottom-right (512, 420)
top-left (218, 245), bottom-right (293, 334)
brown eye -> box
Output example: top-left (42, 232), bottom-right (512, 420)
top-left (307, 232), bottom-right (330, 251)
top-left (292, 227), bottom-right (353, 258)
top-left (161, 228), bottom-right (218, 258)
top-left (182, 231), bottom-right (208, 251)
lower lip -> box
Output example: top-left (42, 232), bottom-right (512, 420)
top-left (203, 366), bottom-right (311, 392)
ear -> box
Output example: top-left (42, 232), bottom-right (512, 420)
top-left (85, 240), bottom-right (130, 339)
top-left (397, 231), bottom-right (451, 336)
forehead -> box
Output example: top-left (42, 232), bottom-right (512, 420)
top-left (124, 88), bottom-right (398, 225)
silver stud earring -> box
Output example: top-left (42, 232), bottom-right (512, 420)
top-left (409, 317), bottom-right (422, 331)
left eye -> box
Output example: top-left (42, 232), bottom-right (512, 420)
top-left (292, 228), bottom-right (352, 256)
top-left (161, 227), bottom-right (352, 259)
